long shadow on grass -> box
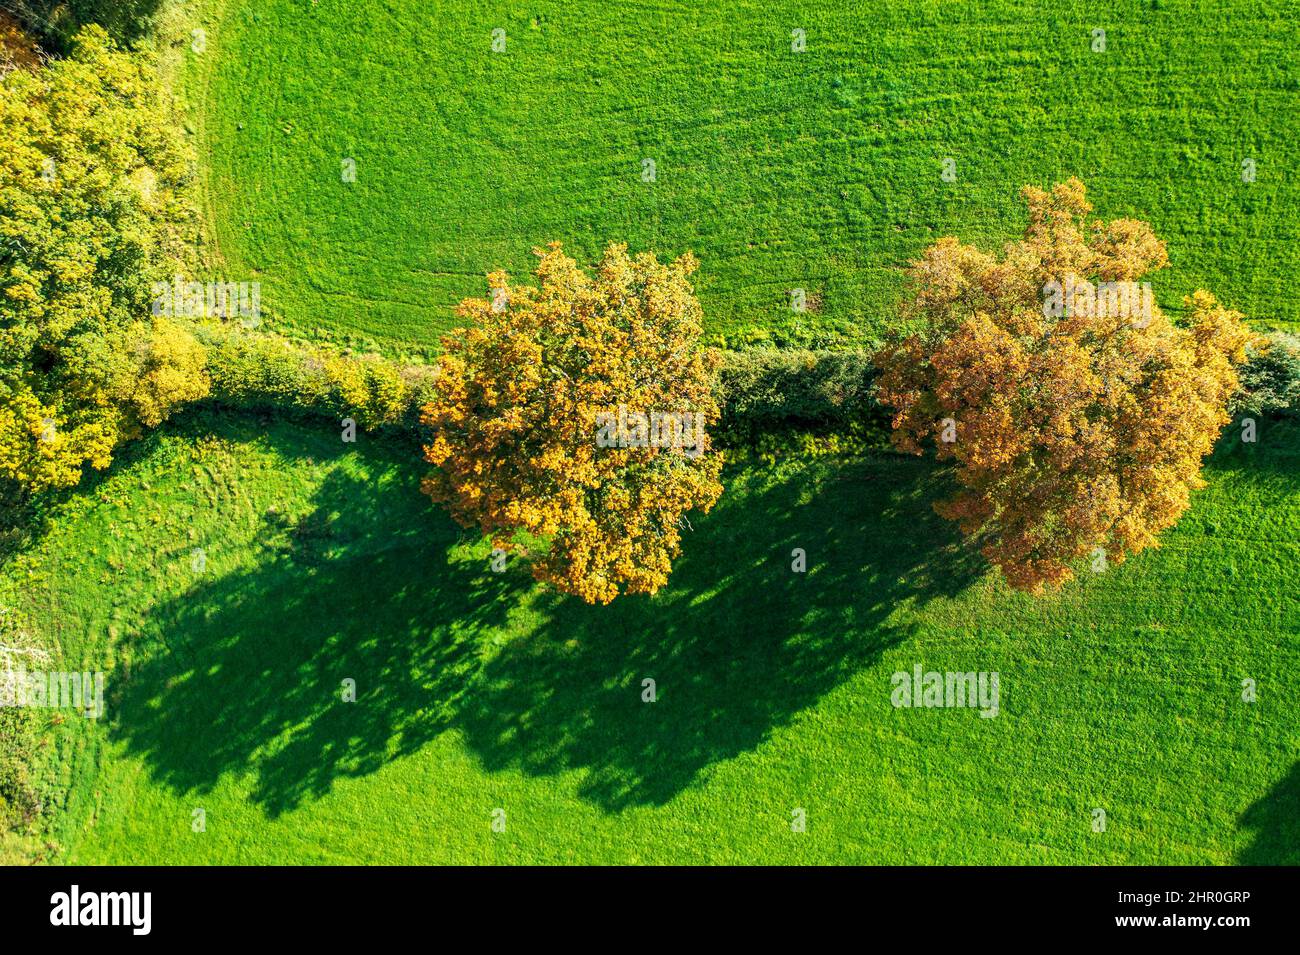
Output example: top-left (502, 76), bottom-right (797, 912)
top-left (109, 455), bottom-right (518, 818)
top-left (454, 455), bottom-right (981, 809)
top-left (1237, 761), bottom-right (1300, 865)
top-left (113, 452), bottom-right (982, 815)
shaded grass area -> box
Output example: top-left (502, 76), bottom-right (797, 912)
top-left (1, 0), bottom-right (166, 51)
top-left (3, 412), bottom-right (1295, 863)
top-left (110, 440), bottom-right (972, 817)
top-left (194, 0), bottom-right (1299, 351)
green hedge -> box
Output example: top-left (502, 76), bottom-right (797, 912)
top-left (714, 334), bottom-right (1300, 443)
top-left (196, 332), bottom-right (889, 443)
top-left (196, 327), bottom-right (438, 432)
top-left (1233, 331), bottom-right (1300, 418)
top-left (195, 330), bottom-right (1298, 446)
top-left (712, 348), bottom-right (887, 445)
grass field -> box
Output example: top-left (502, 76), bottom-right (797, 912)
top-left (4, 0), bottom-right (1296, 867)
top-left (4, 411), bottom-right (1295, 864)
top-left (194, 0), bottom-right (1299, 352)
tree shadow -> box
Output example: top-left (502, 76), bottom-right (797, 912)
top-left (0, 406), bottom-right (396, 574)
top-left (455, 455), bottom-right (981, 809)
top-left (0, 408), bottom-right (217, 572)
top-left (109, 457), bottom-right (519, 818)
top-left (112, 450), bottom-right (984, 815)
top-left (1237, 761), bottom-right (1300, 865)
top-left (1210, 415), bottom-right (1300, 478)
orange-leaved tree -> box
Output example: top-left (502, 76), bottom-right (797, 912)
top-left (874, 179), bottom-right (1252, 591)
top-left (421, 242), bottom-right (723, 604)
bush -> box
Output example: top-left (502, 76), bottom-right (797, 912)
top-left (0, 26), bottom-right (205, 491)
top-left (712, 348), bottom-right (886, 446)
top-left (198, 327), bottom-right (438, 431)
top-left (1233, 331), bottom-right (1300, 418)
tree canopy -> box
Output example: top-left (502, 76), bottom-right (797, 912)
top-left (0, 25), bottom-right (207, 491)
top-left (422, 243), bottom-right (724, 604)
top-left (875, 179), bottom-right (1252, 591)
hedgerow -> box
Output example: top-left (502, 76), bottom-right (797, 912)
top-left (196, 326), bottom-right (438, 431)
top-left (191, 333), bottom-right (1299, 448)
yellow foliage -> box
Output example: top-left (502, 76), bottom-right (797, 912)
top-left (0, 390), bottom-right (117, 490)
top-left (422, 243), bottom-right (724, 604)
top-left (1, 26), bottom-right (204, 491)
top-left (130, 319), bottom-right (211, 428)
top-left (327, 354), bottom-right (407, 429)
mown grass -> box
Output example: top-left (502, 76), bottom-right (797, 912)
top-left (7, 0), bottom-right (1294, 867)
top-left (4, 411), bottom-right (1295, 864)
top-left (193, 0), bottom-right (1299, 352)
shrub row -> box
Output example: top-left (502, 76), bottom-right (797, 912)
top-left (194, 328), bottom-right (1299, 446)
top-left (711, 348), bottom-right (888, 445)
top-left (195, 326), bottom-right (439, 432)
top-left (713, 331), bottom-right (1300, 442)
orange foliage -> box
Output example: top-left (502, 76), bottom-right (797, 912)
top-left (875, 179), bottom-right (1252, 591)
top-left (0, 14), bottom-right (40, 76)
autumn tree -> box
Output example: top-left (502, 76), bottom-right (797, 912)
top-left (422, 243), bottom-right (723, 604)
top-left (1, 26), bottom-right (208, 491)
top-left (875, 179), bottom-right (1252, 591)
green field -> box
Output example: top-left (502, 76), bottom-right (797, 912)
top-left (5, 412), bottom-right (1295, 863)
top-left (4, 0), bottom-right (1297, 866)
top-left (196, 0), bottom-right (1299, 351)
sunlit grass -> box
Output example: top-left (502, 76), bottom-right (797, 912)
top-left (6, 412), bottom-right (1295, 864)
top-left (195, 0), bottom-right (1299, 353)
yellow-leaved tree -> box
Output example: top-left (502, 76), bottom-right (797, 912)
top-left (1, 26), bottom-right (208, 492)
top-left (875, 179), bottom-right (1252, 591)
top-left (422, 242), bottom-right (724, 604)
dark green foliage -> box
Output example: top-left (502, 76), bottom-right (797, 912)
top-left (1, 0), bottom-right (164, 51)
top-left (712, 349), bottom-right (886, 446)
top-left (1234, 332), bottom-right (1300, 418)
